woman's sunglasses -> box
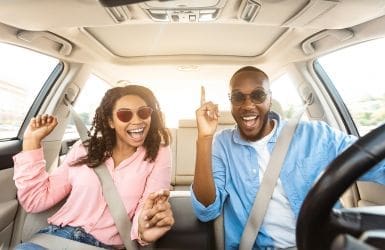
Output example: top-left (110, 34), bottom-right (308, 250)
top-left (229, 89), bottom-right (270, 106)
top-left (116, 106), bottom-right (153, 122)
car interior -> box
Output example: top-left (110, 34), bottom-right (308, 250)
top-left (0, 0), bottom-right (385, 249)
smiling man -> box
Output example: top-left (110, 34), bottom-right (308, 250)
top-left (191, 66), bottom-right (385, 249)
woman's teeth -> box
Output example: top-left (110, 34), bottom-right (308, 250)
top-left (128, 128), bottom-right (144, 133)
top-left (127, 128), bottom-right (144, 139)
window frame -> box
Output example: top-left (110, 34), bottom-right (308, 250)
top-left (313, 60), bottom-right (359, 137)
top-left (0, 47), bottom-right (63, 142)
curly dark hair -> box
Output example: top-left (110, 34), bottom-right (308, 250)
top-left (72, 85), bottom-right (170, 167)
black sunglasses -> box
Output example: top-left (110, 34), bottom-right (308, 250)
top-left (229, 89), bottom-right (270, 106)
top-left (116, 106), bottom-right (153, 122)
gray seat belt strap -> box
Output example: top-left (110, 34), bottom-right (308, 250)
top-left (94, 164), bottom-right (137, 250)
top-left (64, 98), bottom-right (90, 142)
top-left (28, 233), bottom-right (106, 250)
top-left (239, 111), bottom-right (303, 250)
top-left (66, 99), bottom-right (137, 250)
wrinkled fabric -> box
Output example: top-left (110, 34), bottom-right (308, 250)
top-left (192, 112), bottom-right (385, 249)
top-left (13, 141), bottom-right (171, 246)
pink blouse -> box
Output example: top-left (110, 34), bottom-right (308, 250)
top-left (13, 141), bottom-right (171, 246)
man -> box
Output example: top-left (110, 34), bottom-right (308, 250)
top-left (191, 66), bottom-right (385, 249)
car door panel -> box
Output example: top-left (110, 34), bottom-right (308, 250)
top-left (0, 140), bottom-right (21, 250)
top-left (0, 140), bottom-right (22, 171)
top-left (0, 168), bottom-right (18, 249)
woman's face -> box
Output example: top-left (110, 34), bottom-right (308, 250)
top-left (109, 94), bottom-right (152, 149)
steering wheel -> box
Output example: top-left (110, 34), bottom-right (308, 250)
top-left (296, 123), bottom-right (385, 250)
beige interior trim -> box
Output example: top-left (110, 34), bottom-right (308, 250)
top-left (302, 29), bottom-right (354, 55)
top-left (357, 181), bottom-right (385, 206)
top-left (17, 30), bottom-right (73, 56)
top-left (283, 0), bottom-right (338, 27)
top-left (0, 168), bottom-right (17, 249)
top-left (0, 168), bottom-right (16, 202)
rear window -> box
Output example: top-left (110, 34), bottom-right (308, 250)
top-left (63, 74), bottom-right (110, 140)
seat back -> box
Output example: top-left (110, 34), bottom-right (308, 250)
top-left (173, 111), bottom-right (235, 189)
top-left (356, 181), bottom-right (385, 206)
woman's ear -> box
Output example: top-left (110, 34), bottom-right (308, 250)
top-left (108, 117), bottom-right (115, 129)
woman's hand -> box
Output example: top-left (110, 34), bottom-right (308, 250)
top-left (196, 86), bottom-right (219, 139)
top-left (23, 114), bottom-right (58, 151)
top-left (138, 189), bottom-right (174, 244)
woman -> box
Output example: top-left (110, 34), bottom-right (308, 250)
top-left (14, 85), bottom-right (174, 249)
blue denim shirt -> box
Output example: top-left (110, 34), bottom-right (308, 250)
top-left (191, 112), bottom-right (385, 249)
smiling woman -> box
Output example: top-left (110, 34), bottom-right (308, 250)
top-left (13, 85), bottom-right (174, 249)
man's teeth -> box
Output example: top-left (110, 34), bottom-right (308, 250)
top-left (242, 116), bottom-right (257, 121)
top-left (128, 128), bottom-right (144, 133)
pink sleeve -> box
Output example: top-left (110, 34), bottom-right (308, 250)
top-left (12, 143), bottom-right (83, 213)
top-left (131, 145), bottom-right (172, 241)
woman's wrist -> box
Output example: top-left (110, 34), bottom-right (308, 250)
top-left (137, 231), bottom-right (151, 246)
top-left (22, 138), bottom-right (42, 151)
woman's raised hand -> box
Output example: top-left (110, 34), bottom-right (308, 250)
top-left (23, 114), bottom-right (58, 151)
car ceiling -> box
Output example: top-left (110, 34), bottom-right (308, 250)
top-left (0, 0), bottom-right (385, 83)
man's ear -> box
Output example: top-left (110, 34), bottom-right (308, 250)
top-left (269, 96), bottom-right (272, 109)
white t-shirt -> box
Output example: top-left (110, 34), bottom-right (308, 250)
top-left (249, 120), bottom-right (296, 248)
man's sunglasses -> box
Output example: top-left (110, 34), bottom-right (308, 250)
top-left (229, 89), bottom-right (270, 106)
top-left (116, 106), bottom-right (153, 122)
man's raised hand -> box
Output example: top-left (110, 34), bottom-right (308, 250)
top-left (196, 86), bottom-right (219, 138)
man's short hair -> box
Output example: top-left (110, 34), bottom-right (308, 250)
top-left (230, 66), bottom-right (269, 87)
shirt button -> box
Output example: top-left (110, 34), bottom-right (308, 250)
top-left (252, 169), bottom-right (257, 174)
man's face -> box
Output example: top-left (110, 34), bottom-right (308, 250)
top-left (230, 71), bottom-right (272, 141)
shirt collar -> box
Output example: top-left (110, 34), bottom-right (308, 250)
top-left (105, 146), bottom-right (145, 169)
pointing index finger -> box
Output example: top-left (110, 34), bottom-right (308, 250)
top-left (200, 86), bottom-right (206, 106)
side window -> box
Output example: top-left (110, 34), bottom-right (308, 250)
top-left (317, 38), bottom-right (385, 135)
top-left (0, 43), bottom-right (59, 140)
top-left (271, 73), bottom-right (303, 119)
top-left (63, 74), bottom-right (110, 140)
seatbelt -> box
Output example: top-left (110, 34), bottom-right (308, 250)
top-left (66, 98), bottom-right (137, 250)
top-left (28, 233), bottom-right (106, 250)
top-left (239, 111), bottom-right (303, 250)
top-left (65, 97), bottom-right (90, 142)
top-left (94, 164), bottom-right (137, 250)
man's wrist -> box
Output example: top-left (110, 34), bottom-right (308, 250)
top-left (197, 135), bottom-right (213, 141)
